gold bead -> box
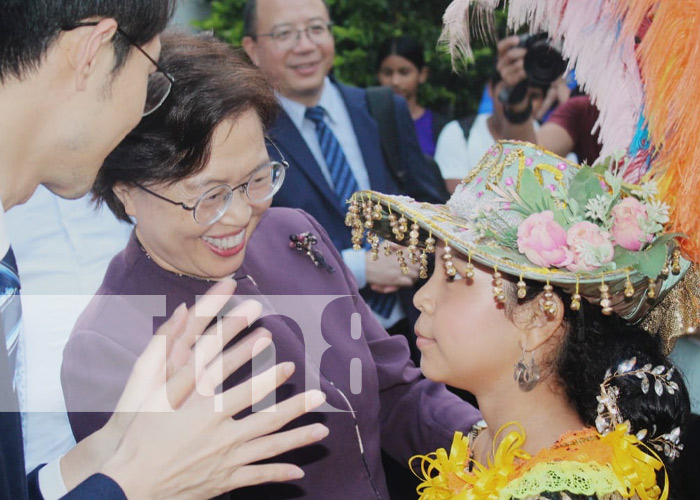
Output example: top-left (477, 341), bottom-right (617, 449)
top-left (425, 237), bottom-right (436, 253)
top-left (442, 245), bottom-right (455, 278)
top-left (647, 278), bottom-right (656, 299)
top-left (465, 263), bottom-right (475, 280)
top-left (624, 278), bottom-right (635, 298)
top-left (517, 280), bottom-right (527, 299)
top-left (570, 294), bottom-right (581, 311)
top-left (672, 249), bottom-right (682, 275)
top-left (419, 251), bottom-right (429, 279)
top-left (544, 300), bottom-right (557, 316)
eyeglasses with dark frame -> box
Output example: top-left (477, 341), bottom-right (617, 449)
top-left (134, 141), bottom-right (290, 226)
top-left (62, 21), bottom-right (174, 116)
top-left (255, 21), bottom-right (333, 51)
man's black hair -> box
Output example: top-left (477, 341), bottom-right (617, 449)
top-left (243, 0), bottom-right (329, 38)
top-left (0, 0), bottom-right (177, 83)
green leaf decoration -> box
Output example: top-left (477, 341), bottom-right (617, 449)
top-left (612, 246), bottom-right (638, 270)
top-left (633, 241), bottom-right (668, 278)
top-left (649, 233), bottom-right (684, 248)
top-left (592, 161), bottom-right (609, 175)
top-left (519, 169), bottom-right (554, 213)
top-left (569, 167), bottom-right (606, 212)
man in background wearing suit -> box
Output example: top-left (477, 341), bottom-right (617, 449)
top-left (242, 0), bottom-right (448, 359)
top-left (0, 2), bottom-right (326, 498)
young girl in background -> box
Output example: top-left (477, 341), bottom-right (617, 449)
top-left (377, 36), bottom-right (446, 158)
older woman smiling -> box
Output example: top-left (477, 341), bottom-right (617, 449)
top-left (61, 31), bottom-right (479, 499)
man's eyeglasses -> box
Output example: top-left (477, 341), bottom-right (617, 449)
top-left (255, 21), bottom-right (333, 51)
top-left (62, 22), bottom-right (174, 116)
top-left (134, 142), bottom-right (290, 226)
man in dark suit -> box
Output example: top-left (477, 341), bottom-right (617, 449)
top-left (0, 2), bottom-right (326, 498)
top-left (242, 0), bottom-right (447, 357)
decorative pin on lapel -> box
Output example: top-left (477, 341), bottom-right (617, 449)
top-left (289, 232), bottom-right (335, 274)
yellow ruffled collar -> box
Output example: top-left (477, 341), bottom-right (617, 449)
top-left (410, 422), bottom-right (668, 500)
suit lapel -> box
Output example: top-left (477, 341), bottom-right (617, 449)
top-left (268, 110), bottom-right (345, 217)
top-left (336, 82), bottom-right (390, 193)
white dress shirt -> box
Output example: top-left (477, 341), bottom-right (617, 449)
top-left (5, 186), bottom-right (132, 478)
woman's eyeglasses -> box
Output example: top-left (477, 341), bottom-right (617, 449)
top-left (133, 141), bottom-right (290, 226)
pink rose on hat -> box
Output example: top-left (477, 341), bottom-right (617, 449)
top-left (517, 211), bottom-right (573, 268)
top-left (610, 197), bottom-right (652, 251)
top-left (565, 221), bottom-right (614, 271)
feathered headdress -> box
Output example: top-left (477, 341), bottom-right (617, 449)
top-left (440, 0), bottom-right (700, 261)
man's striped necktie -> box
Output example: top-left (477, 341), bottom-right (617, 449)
top-left (0, 247), bottom-right (21, 390)
top-left (305, 106), bottom-right (397, 318)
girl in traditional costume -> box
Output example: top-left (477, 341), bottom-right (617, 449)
top-left (348, 140), bottom-right (698, 499)
top-left (349, 2), bottom-right (700, 497)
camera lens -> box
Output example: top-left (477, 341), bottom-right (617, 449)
top-left (519, 33), bottom-right (568, 87)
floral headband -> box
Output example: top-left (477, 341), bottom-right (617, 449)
top-left (347, 141), bottom-right (700, 351)
top-left (596, 357), bottom-right (683, 460)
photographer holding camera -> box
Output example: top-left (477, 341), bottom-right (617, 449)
top-left (497, 35), bottom-right (602, 164)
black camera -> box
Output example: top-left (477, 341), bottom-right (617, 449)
top-left (518, 33), bottom-right (567, 88)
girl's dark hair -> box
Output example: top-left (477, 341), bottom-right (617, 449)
top-left (509, 280), bottom-right (690, 493)
top-left (376, 35), bottom-right (425, 71)
top-left (92, 31), bottom-right (279, 223)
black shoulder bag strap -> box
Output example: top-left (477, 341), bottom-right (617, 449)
top-left (458, 114), bottom-right (477, 144)
top-left (365, 86), bottom-right (406, 187)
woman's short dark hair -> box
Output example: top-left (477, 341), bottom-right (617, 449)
top-left (376, 35), bottom-right (425, 71)
top-left (0, 0), bottom-right (176, 83)
top-left (93, 31), bottom-right (279, 223)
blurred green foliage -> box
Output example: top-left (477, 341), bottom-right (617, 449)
top-left (197, 0), bottom-right (508, 118)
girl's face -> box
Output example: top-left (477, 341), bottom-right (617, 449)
top-left (413, 246), bottom-right (523, 396)
top-left (377, 54), bottom-right (427, 102)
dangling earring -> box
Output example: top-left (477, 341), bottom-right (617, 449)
top-left (513, 347), bottom-right (540, 392)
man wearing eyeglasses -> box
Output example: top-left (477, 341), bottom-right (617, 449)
top-left (242, 0), bottom-right (448, 354)
top-left (0, 2), bottom-right (327, 499)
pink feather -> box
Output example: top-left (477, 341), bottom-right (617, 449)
top-left (440, 0), bottom-right (644, 160)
